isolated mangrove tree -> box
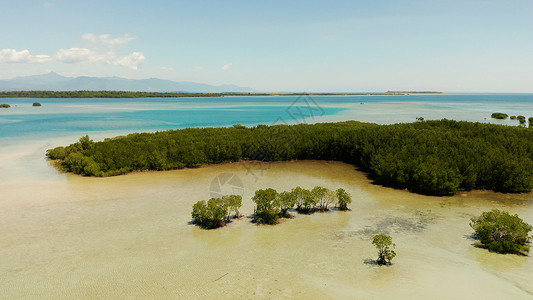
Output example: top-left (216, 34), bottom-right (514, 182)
top-left (470, 209), bottom-right (532, 255)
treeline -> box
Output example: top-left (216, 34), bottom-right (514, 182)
top-left (47, 120), bottom-right (533, 196)
top-left (191, 186), bottom-right (351, 229)
top-left (0, 91), bottom-right (429, 98)
top-left (253, 187), bottom-right (351, 224)
top-left (0, 91), bottom-right (224, 98)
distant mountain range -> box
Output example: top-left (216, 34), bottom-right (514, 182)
top-left (0, 72), bottom-right (258, 93)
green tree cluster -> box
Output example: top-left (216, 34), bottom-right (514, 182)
top-left (372, 234), bottom-right (396, 265)
top-left (191, 195), bottom-right (243, 229)
top-left (0, 104), bottom-right (10, 108)
top-left (48, 120), bottom-right (533, 196)
top-left (252, 186), bottom-right (352, 224)
top-left (32, 102), bottom-right (42, 106)
top-left (491, 112), bottom-right (508, 119)
top-left (470, 209), bottom-right (532, 255)
top-left (517, 115), bottom-right (526, 125)
top-left (336, 188), bottom-right (352, 211)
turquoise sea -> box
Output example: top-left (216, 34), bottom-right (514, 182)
top-left (2, 93), bottom-right (533, 141)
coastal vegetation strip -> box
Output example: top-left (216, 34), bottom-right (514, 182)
top-left (47, 119), bottom-right (533, 196)
top-left (0, 91), bottom-right (441, 98)
top-left (0, 91), bottom-right (224, 98)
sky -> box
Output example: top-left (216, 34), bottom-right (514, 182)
top-left (1, 0), bottom-right (533, 92)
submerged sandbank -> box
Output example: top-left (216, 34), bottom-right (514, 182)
top-left (0, 159), bottom-right (532, 299)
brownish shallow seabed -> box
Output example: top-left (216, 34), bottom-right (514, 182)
top-left (0, 151), bottom-right (532, 299)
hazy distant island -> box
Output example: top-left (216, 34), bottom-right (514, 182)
top-left (386, 91), bottom-right (443, 94)
top-left (47, 119), bottom-right (533, 196)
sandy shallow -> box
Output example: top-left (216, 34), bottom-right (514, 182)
top-left (1, 141), bottom-right (532, 299)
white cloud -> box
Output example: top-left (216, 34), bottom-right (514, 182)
top-left (55, 48), bottom-right (93, 63)
top-left (54, 48), bottom-right (144, 69)
top-left (114, 52), bottom-right (146, 70)
top-left (160, 66), bottom-right (174, 71)
top-left (0, 49), bottom-right (52, 63)
top-left (54, 48), bottom-right (145, 69)
top-left (221, 63), bottom-right (232, 70)
top-left (82, 33), bottom-right (137, 46)
top-left (0, 33), bottom-right (145, 69)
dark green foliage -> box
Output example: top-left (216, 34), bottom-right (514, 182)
top-left (252, 188), bottom-right (280, 224)
top-left (510, 115), bottom-right (517, 120)
top-left (529, 117), bottom-right (533, 128)
top-left (372, 234), bottom-right (396, 265)
top-left (0, 104), bottom-right (10, 108)
top-left (32, 102), bottom-right (42, 106)
top-left (336, 188), bottom-right (352, 210)
top-left (191, 198), bottom-right (232, 229)
top-left (48, 120), bottom-right (533, 196)
top-left (517, 115), bottom-right (526, 125)
top-left (491, 112), bottom-right (508, 119)
top-left (46, 146), bottom-right (67, 159)
top-left (470, 209), bottom-right (532, 255)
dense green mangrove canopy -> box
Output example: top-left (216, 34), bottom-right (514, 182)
top-left (47, 120), bottom-right (533, 196)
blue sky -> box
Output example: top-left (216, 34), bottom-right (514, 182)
top-left (1, 0), bottom-right (533, 92)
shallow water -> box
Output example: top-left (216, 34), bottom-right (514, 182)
top-left (2, 94), bottom-right (533, 139)
top-left (1, 155), bottom-right (531, 299)
top-left (1, 94), bottom-right (533, 299)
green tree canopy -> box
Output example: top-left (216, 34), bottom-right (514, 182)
top-left (470, 209), bottom-right (532, 255)
top-left (277, 191), bottom-right (296, 218)
top-left (335, 188), bottom-right (352, 211)
top-left (222, 194), bottom-right (242, 219)
top-left (372, 234), bottom-right (396, 265)
top-left (191, 198), bottom-right (229, 229)
top-left (252, 188), bottom-right (280, 224)
top-left (312, 186), bottom-right (336, 211)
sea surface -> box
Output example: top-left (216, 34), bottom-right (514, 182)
top-left (1, 93), bottom-right (533, 141)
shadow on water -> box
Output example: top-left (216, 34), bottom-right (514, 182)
top-left (463, 233), bottom-right (477, 241)
top-left (363, 258), bottom-right (379, 266)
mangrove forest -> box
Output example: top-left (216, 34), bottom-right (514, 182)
top-left (47, 119), bottom-right (533, 196)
